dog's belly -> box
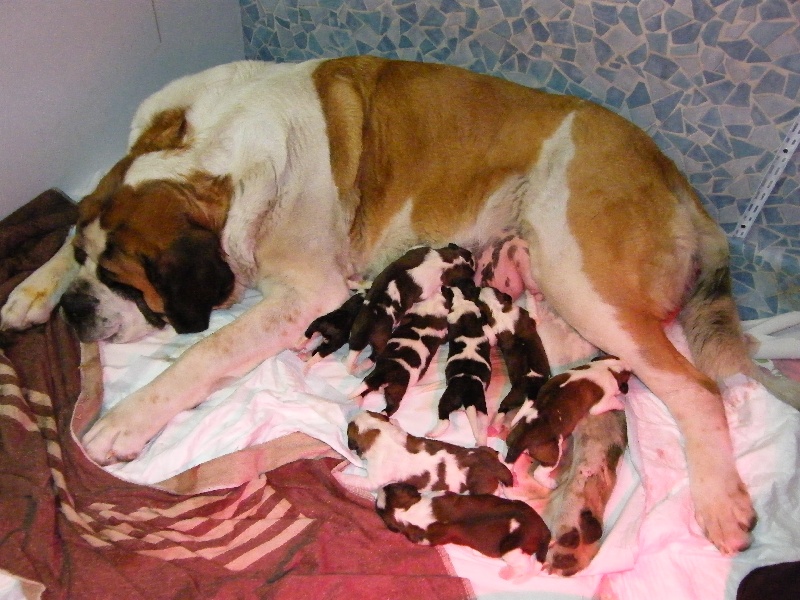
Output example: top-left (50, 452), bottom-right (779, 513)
top-left (354, 109), bottom-right (585, 281)
top-left (355, 173), bottom-right (542, 280)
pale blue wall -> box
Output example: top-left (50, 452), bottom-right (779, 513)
top-left (0, 0), bottom-right (245, 219)
top-left (239, 0), bottom-right (799, 318)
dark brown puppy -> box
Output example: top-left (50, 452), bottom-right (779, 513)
top-left (377, 482), bottom-right (551, 580)
top-left (294, 290), bottom-right (366, 369)
top-left (478, 286), bottom-right (551, 422)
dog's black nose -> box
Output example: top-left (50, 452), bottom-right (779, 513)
top-left (60, 291), bottom-right (98, 325)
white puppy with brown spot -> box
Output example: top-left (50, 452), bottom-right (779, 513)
top-left (344, 411), bottom-right (512, 494)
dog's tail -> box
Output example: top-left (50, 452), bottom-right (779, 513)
top-left (678, 184), bottom-right (800, 409)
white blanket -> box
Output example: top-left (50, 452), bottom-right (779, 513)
top-left (97, 291), bottom-right (800, 600)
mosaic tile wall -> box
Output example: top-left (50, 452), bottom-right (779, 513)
top-left (239, 0), bottom-right (799, 318)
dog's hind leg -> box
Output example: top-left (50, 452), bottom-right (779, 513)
top-left (1, 233), bottom-right (79, 330)
top-left (539, 269), bottom-right (755, 554)
top-left (533, 223), bottom-right (756, 554)
top-left (599, 311), bottom-right (755, 555)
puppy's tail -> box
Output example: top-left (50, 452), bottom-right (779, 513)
top-left (679, 200), bottom-right (800, 408)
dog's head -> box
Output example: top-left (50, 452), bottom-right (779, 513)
top-left (60, 119), bottom-right (237, 343)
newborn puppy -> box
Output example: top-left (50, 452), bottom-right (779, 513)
top-left (377, 482), bottom-right (551, 581)
top-left (478, 286), bottom-right (551, 425)
top-left (345, 411), bottom-right (512, 494)
top-left (474, 233), bottom-right (540, 302)
top-left (428, 280), bottom-right (492, 445)
top-left (295, 291), bottom-right (366, 370)
top-left (347, 245), bottom-right (474, 372)
top-left (505, 356), bottom-right (631, 466)
top-left (351, 291), bottom-right (449, 415)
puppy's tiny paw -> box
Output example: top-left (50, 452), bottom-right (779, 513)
top-left (498, 564), bottom-right (533, 581)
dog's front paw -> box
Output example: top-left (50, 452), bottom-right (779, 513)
top-left (545, 507), bottom-right (604, 576)
top-left (693, 478), bottom-right (756, 555)
top-left (1, 281), bottom-right (60, 330)
top-left (81, 398), bottom-right (165, 465)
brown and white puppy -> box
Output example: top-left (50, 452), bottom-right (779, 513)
top-left (346, 244), bottom-right (474, 372)
top-left (505, 357), bottom-right (631, 467)
top-left (540, 410), bottom-right (628, 575)
top-left (345, 411), bottom-right (512, 494)
top-left (376, 482), bottom-right (551, 580)
top-left (3, 56), bottom-right (788, 556)
top-left (474, 233), bottom-right (540, 304)
top-left (427, 280), bottom-right (493, 445)
top-left (478, 286), bottom-right (551, 430)
top-left (351, 290), bottom-right (449, 415)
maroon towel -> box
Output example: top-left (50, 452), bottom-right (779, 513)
top-left (0, 190), bottom-right (471, 599)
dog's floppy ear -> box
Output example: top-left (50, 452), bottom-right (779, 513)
top-left (78, 156), bottom-right (135, 226)
top-left (143, 226), bottom-right (234, 334)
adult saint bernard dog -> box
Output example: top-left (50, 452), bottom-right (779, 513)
top-left (3, 56), bottom-right (795, 560)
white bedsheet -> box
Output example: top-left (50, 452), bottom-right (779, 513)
top-left (95, 291), bottom-right (800, 600)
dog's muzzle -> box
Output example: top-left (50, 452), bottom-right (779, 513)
top-left (60, 290), bottom-right (99, 329)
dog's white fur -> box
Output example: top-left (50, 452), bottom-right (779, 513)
top-left (3, 56), bottom-right (794, 557)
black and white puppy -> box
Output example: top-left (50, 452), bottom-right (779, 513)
top-left (346, 244), bottom-right (474, 372)
top-left (478, 286), bottom-right (551, 428)
top-left (294, 290), bottom-right (366, 370)
top-left (427, 279), bottom-right (492, 445)
top-left (505, 356), bottom-right (630, 466)
top-left (351, 290), bottom-right (449, 415)
top-left (344, 411), bottom-right (512, 494)
top-left (376, 482), bottom-right (551, 581)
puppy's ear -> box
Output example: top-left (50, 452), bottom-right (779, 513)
top-left (441, 285), bottom-right (454, 308)
top-left (143, 227), bottom-right (234, 334)
top-left (613, 369), bottom-right (632, 394)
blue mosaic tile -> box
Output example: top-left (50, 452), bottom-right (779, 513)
top-left (593, 3), bottom-right (618, 27)
top-left (645, 14), bottom-right (662, 33)
top-left (787, 74), bottom-right (800, 99)
top-left (672, 22), bottom-right (701, 44)
top-left (241, 0), bottom-right (800, 318)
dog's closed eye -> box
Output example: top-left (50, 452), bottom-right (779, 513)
top-left (73, 246), bottom-right (88, 265)
top-left (97, 266), bottom-right (167, 329)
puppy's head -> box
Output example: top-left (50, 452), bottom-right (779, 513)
top-left (376, 483), bottom-right (429, 542)
top-left (438, 244), bottom-right (476, 285)
top-left (590, 355), bottom-right (632, 393)
top-left (60, 150), bottom-right (235, 343)
top-left (377, 482), bottom-right (422, 512)
top-left (347, 411), bottom-right (408, 456)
